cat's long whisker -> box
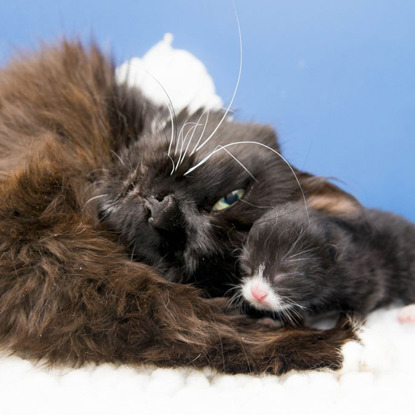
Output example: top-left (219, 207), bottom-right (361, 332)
top-left (122, 61), bottom-right (178, 166)
top-left (193, 4), bottom-right (242, 153)
top-left (239, 200), bottom-right (275, 209)
top-left (184, 141), bottom-right (310, 221)
top-left (83, 194), bottom-right (106, 209)
top-left (168, 154), bottom-right (176, 174)
top-left (174, 119), bottom-right (189, 156)
top-left (217, 145), bottom-right (258, 182)
top-left (176, 123), bottom-right (203, 169)
top-left (175, 122), bottom-right (202, 169)
top-left (188, 107), bottom-right (235, 158)
top-left (110, 150), bottom-right (126, 168)
top-left (189, 109), bottom-right (210, 156)
top-left (251, 205), bottom-right (306, 225)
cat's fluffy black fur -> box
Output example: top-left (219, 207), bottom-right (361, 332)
top-left (240, 202), bottom-right (415, 321)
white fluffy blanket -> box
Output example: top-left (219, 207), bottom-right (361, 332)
top-left (2, 35), bottom-right (414, 415)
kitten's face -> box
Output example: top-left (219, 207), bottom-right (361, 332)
top-left (239, 206), bottom-right (337, 314)
top-left (98, 109), bottom-right (301, 296)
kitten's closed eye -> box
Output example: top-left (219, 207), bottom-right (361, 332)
top-left (212, 189), bottom-right (245, 212)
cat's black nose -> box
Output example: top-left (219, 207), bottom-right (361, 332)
top-left (145, 194), bottom-right (183, 232)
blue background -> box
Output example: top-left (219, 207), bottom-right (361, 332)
top-left (1, 0), bottom-right (414, 220)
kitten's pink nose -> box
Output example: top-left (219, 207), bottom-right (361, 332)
top-left (251, 285), bottom-right (268, 302)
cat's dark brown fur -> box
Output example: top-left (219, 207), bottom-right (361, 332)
top-left (0, 41), bottom-right (357, 374)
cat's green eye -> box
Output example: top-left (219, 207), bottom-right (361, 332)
top-left (212, 189), bottom-right (245, 212)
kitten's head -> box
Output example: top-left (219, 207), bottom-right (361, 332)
top-left (97, 96), bottom-right (303, 296)
top-left (239, 205), bottom-right (338, 315)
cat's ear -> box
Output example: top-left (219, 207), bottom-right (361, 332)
top-left (298, 172), bottom-right (363, 218)
top-left (254, 124), bottom-right (281, 150)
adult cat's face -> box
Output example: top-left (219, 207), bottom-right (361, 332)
top-left (98, 104), bottom-right (303, 296)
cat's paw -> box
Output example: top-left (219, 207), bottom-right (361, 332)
top-left (397, 304), bottom-right (415, 323)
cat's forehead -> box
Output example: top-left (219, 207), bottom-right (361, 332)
top-left (110, 112), bottom-right (284, 201)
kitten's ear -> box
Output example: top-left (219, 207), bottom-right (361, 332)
top-left (298, 172), bottom-right (363, 218)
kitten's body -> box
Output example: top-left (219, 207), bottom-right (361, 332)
top-left (0, 41), bottom-right (359, 374)
top-left (240, 203), bottom-right (415, 322)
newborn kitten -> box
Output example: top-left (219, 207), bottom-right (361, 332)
top-left (240, 202), bottom-right (415, 324)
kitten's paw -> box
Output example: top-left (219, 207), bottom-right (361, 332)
top-left (397, 304), bottom-right (415, 323)
top-left (258, 317), bottom-right (282, 329)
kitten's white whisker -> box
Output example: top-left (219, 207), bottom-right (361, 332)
top-left (193, 4), bottom-right (242, 153)
top-left (283, 296), bottom-right (309, 311)
top-left (223, 284), bottom-right (242, 298)
top-left (184, 140), bottom-right (310, 222)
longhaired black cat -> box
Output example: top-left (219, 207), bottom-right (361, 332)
top-left (0, 41), bottom-right (360, 374)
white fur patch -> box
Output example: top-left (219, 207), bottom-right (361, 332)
top-left (241, 264), bottom-right (287, 312)
top-left (116, 34), bottom-right (223, 115)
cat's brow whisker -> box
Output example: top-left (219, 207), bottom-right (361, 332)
top-left (217, 145), bottom-right (258, 182)
top-left (193, 4), bottom-right (242, 153)
top-left (286, 247), bottom-right (318, 261)
top-left (184, 141), bottom-right (310, 222)
top-left (282, 229), bottom-right (305, 260)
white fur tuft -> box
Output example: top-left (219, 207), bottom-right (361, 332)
top-left (116, 34), bottom-right (223, 115)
